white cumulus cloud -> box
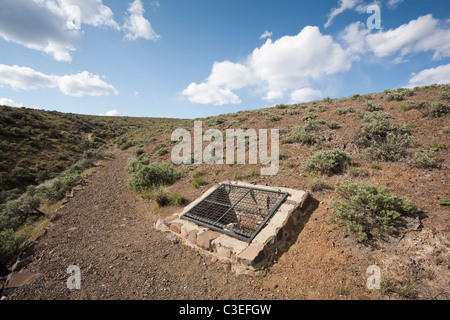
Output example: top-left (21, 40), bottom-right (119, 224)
top-left (123, 0), bottom-right (159, 41)
top-left (105, 109), bottom-right (120, 116)
top-left (183, 82), bottom-right (241, 106)
top-left (366, 15), bottom-right (450, 60)
top-left (61, 0), bottom-right (120, 29)
top-left (290, 88), bottom-right (323, 103)
top-left (183, 26), bottom-right (353, 105)
top-left (57, 71), bottom-right (118, 97)
top-left (0, 0), bottom-right (80, 61)
top-left (0, 64), bottom-right (57, 90)
top-left (407, 64), bottom-right (450, 88)
top-left (183, 61), bottom-right (255, 105)
top-left (250, 26), bottom-right (353, 100)
top-left (340, 15), bottom-right (450, 61)
top-left (0, 0), bottom-right (160, 61)
top-left (325, 0), bottom-right (361, 29)
top-left (0, 0), bottom-right (122, 62)
top-left (0, 97), bottom-right (22, 107)
top-left (0, 64), bottom-right (117, 97)
top-left (387, 0), bottom-right (404, 9)
top-left (259, 30), bottom-right (273, 39)
top-left (207, 61), bottom-right (256, 90)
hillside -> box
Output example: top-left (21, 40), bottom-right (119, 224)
top-left (1, 84), bottom-right (449, 300)
top-left (0, 106), bottom-right (176, 202)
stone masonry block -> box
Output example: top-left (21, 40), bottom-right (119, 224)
top-left (197, 230), bottom-right (222, 251)
top-left (300, 192), bottom-right (312, 211)
top-left (237, 243), bottom-right (265, 267)
top-left (187, 229), bottom-right (198, 244)
top-left (170, 222), bottom-right (183, 234)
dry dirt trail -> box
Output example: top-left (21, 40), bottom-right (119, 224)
top-left (8, 149), bottom-right (264, 300)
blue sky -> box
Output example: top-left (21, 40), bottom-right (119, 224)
top-left (0, 0), bottom-right (449, 119)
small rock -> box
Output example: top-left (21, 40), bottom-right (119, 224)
top-left (235, 266), bottom-right (250, 276)
top-left (50, 212), bottom-right (63, 222)
top-left (166, 234), bottom-right (179, 244)
top-left (155, 219), bottom-right (170, 232)
top-left (222, 262), bottom-right (231, 272)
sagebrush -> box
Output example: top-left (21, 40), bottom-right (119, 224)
top-left (331, 181), bottom-right (421, 242)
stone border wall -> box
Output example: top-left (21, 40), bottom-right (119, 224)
top-left (155, 181), bottom-right (312, 272)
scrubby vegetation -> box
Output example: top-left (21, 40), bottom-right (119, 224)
top-left (412, 148), bottom-right (439, 169)
top-left (428, 102), bottom-right (449, 118)
top-left (306, 149), bottom-right (351, 175)
top-left (355, 112), bottom-right (414, 161)
top-left (125, 152), bottom-right (184, 208)
top-left (363, 101), bottom-right (383, 112)
top-left (1, 83), bottom-right (448, 297)
top-left (331, 181), bottom-right (421, 242)
top-left (127, 162), bottom-right (182, 192)
top-left (0, 105), bottom-right (169, 271)
top-left (0, 146), bottom-right (113, 271)
top-left (0, 105), bottom-right (155, 204)
top-left (383, 88), bottom-right (414, 102)
top-left (292, 126), bottom-right (320, 146)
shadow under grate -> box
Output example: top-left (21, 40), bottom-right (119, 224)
top-left (181, 183), bottom-right (289, 242)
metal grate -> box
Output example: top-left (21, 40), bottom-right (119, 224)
top-left (181, 184), bottom-right (289, 242)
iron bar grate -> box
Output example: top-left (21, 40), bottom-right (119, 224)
top-left (181, 184), bottom-right (289, 242)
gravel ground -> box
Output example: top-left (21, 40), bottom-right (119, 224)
top-left (7, 149), bottom-right (264, 300)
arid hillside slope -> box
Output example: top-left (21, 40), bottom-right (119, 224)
top-left (2, 84), bottom-right (449, 300)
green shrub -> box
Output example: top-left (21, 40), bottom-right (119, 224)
top-left (155, 147), bottom-right (169, 156)
top-left (119, 137), bottom-right (134, 150)
top-left (371, 163), bottom-right (382, 170)
top-left (288, 109), bottom-right (302, 116)
top-left (302, 112), bottom-right (317, 121)
top-left (412, 149), bottom-right (439, 169)
top-left (385, 92), bottom-right (404, 101)
top-left (306, 149), bottom-right (351, 175)
top-left (3, 190), bottom-right (41, 224)
top-left (192, 170), bottom-right (206, 189)
top-left (0, 228), bottom-right (23, 267)
top-left (215, 117), bottom-right (226, 125)
top-left (355, 116), bottom-right (413, 161)
top-left (351, 94), bottom-right (362, 101)
top-left (439, 199), bottom-right (450, 206)
top-left (318, 105), bottom-right (329, 113)
top-left (400, 88), bottom-right (415, 97)
top-left (44, 172), bottom-right (81, 203)
top-left (153, 143), bottom-right (169, 156)
top-left (429, 102), bottom-right (449, 117)
top-left (128, 163), bottom-right (182, 192)
top-left (363, 101), bottom-right (383, 112)
top-left (331, 181), bottom-right (421, 242)
top-left (335, 108), bottom-right (347, 115)
top-left (151, 187), bottom-right (172, 207)
top-left (125, 158), bottom-right (142, 174)
top-left (135, 148), bottom-right (145, 157)
top-left (125, 153), bottom-right (151, 173)
top-left (439, 91), bottom-right (450, 100)
top-left (268, 114), bottom-right (282, 122)
top-left (69, 147), bottom-right (110, 174)
top-left (362, 111), bottom-right (392, 122)
top-left (171, 193), bottom-right (188, 206)
top-left (303, 120), bottom-right (319, 131)
top-left (292, 126), bottom-right (320, 146)
top-left (399, 101), bottom-right (414, 112)
top-left (327, 121), bottom-right (340, 129)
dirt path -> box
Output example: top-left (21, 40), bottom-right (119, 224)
top-left (8, 147), bottom-right (446, 300)
top-left (7, 149), bottom-right (264, 300)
